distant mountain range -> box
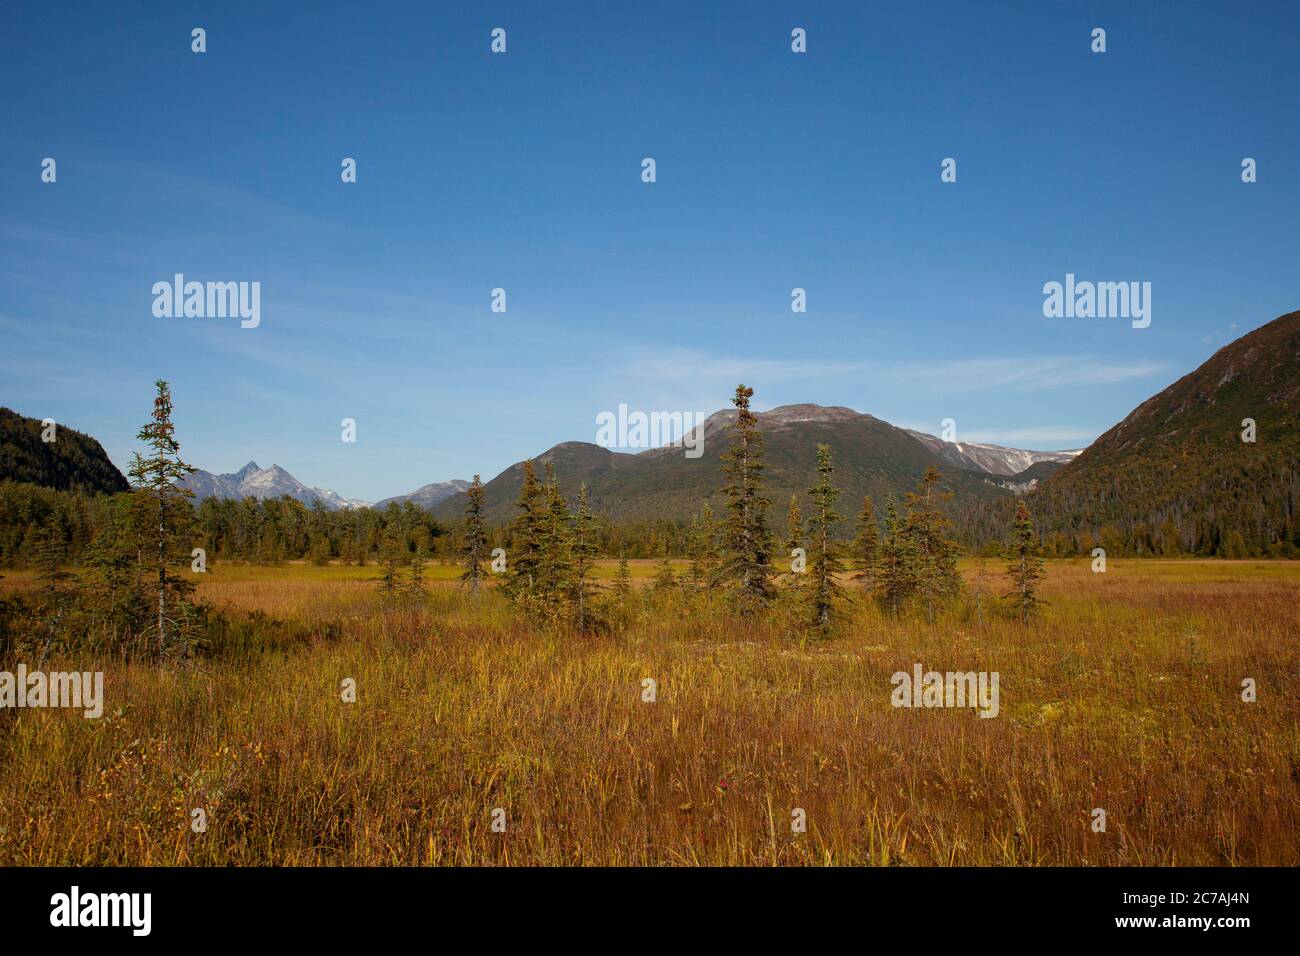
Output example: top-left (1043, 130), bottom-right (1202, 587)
top-left (426, 403), bottom-right (1077, 527)
top-left (179, 461), bottom-right (372, 510)
top-left (178, 464), bottom-right (471, 513)
top-left (167, 408), bottom-right (1076, 521)
top-left (373, 480), bottom-right (471, 510)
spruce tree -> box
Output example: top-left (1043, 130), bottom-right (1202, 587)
top-left (571, 484), bottom-right (599, 631)
top-left (850, 496), bottom-right (879, 593)
top-left (505, 460), bottom-right (545, 606)
top-left (614, 551), bottom-right (632, 601)
top-left (719, 384), bottom-right (773, 609)
top-left (653, 556), bottom-right (677, 594)
top-left (904, 467), bottom-right (963, 620)
top-left (686, 503), bottom-right (720, 592)
top-left (461, 474), bottom-right (489, 596)
top-left (126, 380), bottom-right (196, 656)
top-left (408, 545), bottom-right (427, 596)
top-left (378, 528), bottom-right (402, 598)
top-left (805, 444), bottom-right (846, 635)
top-left (536, 463), bottom-right (576, 625)
top-left (878, 497), bottom-right (919, 613)
top-left (1005, 500), bottom-right (1046, 622)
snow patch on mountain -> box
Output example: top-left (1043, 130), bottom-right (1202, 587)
top-left (905, 432), bottom-right (1082, 476)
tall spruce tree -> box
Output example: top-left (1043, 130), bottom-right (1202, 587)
top-left (506, 460), bottom-right (545, 606)
top-left (904, 467), bottom-right (963, 620)
top-left (127, 380), bottom-right (196, 656)
top-left (461, 474), bottom-right (489, 595)
top-left (536, 463), bottom-right (576, 625)
top-left (1005, 500), bottom-right (1046, 622)
top-left (850, 495), bottom-right (879, 593)
top-left (805, 444), bottom-right (846, 634)
top-left (719, 384), bottom-right (773, 609)
top-left (878, 496), bottom-right (919, 613)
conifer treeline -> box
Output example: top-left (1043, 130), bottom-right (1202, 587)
top-left (0, 479), bottom-right (706, 569)
top-left (0, 481), bottom-right (450, 568)
top-left (954, 458), bottom-right (1300, 560)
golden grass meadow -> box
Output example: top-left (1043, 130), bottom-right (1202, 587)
top-left (1, 558), bottom-right (1295, 867)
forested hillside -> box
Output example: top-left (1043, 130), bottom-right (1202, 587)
top-left (958, 311), bottom-right (1300, 557)
top-left (0, 407), bottom-right (129, 494)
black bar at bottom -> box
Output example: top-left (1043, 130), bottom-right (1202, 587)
top-left (0, 866), bottom-right (1278, 942)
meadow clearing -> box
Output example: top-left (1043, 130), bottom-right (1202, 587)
top-left (1, 558), bottom-right (1296, 866)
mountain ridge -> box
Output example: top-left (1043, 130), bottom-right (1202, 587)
top-left (179, 461), bottom-right (371, 511)
top-left (428, 402), bottom-right (1049, 527)
top-left (374, 480), bottom-right (471, 510)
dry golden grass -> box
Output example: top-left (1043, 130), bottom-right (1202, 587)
top-left (1, 559), bottom-right (1296, 866)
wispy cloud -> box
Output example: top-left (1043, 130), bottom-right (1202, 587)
top-left (620, 349), bottom-right (1167, 392)
top-left (873, 356), bottom-right (1168, 390)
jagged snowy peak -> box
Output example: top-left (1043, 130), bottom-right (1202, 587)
top-left (178, 462), bottom-right (370, 510)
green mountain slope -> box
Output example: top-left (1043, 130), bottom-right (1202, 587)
top-left (433, 404), bottom-right (1009, 527)
top-left (961, 310), bottom-right (1300, 555)
top-left (0, 407), bottom-right (129, 495)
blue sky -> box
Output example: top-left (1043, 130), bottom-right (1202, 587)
top-left (2, 1), bottom-right (1297, 501)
